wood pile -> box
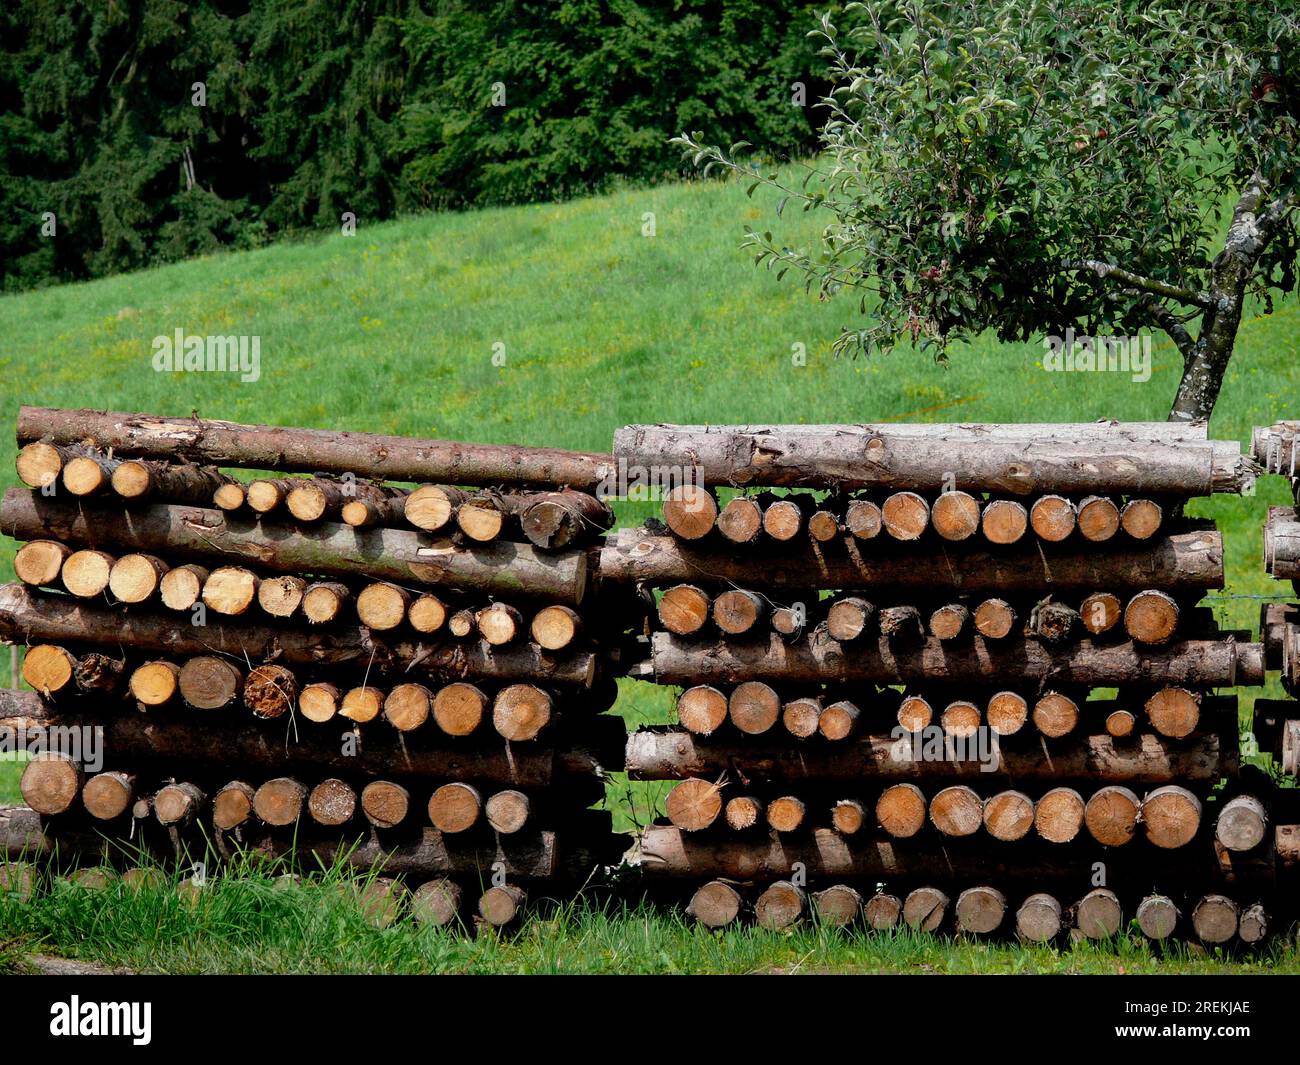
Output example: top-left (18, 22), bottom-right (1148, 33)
top-left (1, 407), bottom-right (626, 928)
top-left (611, 421), bottom-right (1284, 942)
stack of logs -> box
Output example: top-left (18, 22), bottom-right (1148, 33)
top-left (0, 406), bottom-right (627, 928)
top-left (607, 421), bottom-right (1291, 945)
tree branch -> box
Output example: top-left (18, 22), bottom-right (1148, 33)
top-left (1124, 290), bottom-right (1197, 363)
top-left (1059, 259), bottom-right (1216, 309)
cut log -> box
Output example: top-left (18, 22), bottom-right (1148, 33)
top-left (257, 575), bottom-right (306, 619)
top-left (1076, 888), bottom-right (1123, 938)
top-left (725, 796), bottom-right (764, 831)
top-left (903, 887), bottom-right (949, 932)
top-left (1029, 495), bottom-right (1076, 542)
top-left (1144, 687), bottom-right (1200, 739)
top-left (519, 490), bottom-right (612, 551)
top-left (427, 783), bottom-right (483, 833)
top-left (864, 892), bottom-right (902, 930)
top-left (981, 500), bottom-right (1028, 544)
top-left (830, 799), bottom-right (867, 835)
top-left (0, 584), bottom-right (596, 686)
top-left (411, 879), bottom-right (463, 927)
top-left (845, 499), bottom-right (882, 540)
top-left (1105, 710), bottom-right (1136, 738)
top-left (941, 700), bottom-right (981, 739)
top-left (1, 491), bottom-right (589, 605)
top-left (687, 881), bottom-right (742, 928)
top-left (74, 652), bottom-right (125, 695)
top-left (755, 881), bottom-right (805, 930)
top-left (1136, 895), bottom-right (1179, 940)
top-left (479, 884), bottom-right (528, 927)
top-left (203, 566), bottom-right (259, 616)
top-left (718, 496), bottom-right (764, 544)
top-left (456, 495), bottom-right (515, 542)
top-left (213, 482), bottom-right (246, 511)
top-left (658, 584), bottom-right (710, 636)
top-left (986, 692), bottom-right (1028, 736)
top-left (929, 785), bottom-right (983, 837)
top-left (14, 541), bottom-right (71, 587)
top-left (808, 509), bottom-right (841, 543)
top-left (61, 549), bottom-right (114, 598)
top-left (433, 683), bottom-right (488, 736)
top-left (956, 886), bottom-right (1006, 934)
top-left (485, 790), bottom-right (530, 834)
top-left (129, 661), bottom-right (180, 707)
top-left (897, 694), bottom-right (933, 732)
top-left (356, 877), bottom-right (408, 928)
top-left (819, 700), bottom-right (861, 741)
top-left (244, 664), bottom-right (298, 720)
top-left (762, 499), bottom-right (804, 542)
top-left (247, 478), bottom-right (300, 514)
top-left (973, 598), bottom-right (1017, 640)
top-left (662, 484), bottom-right (717, 540)
top-left (477, 603), bottom-right (524, 646)
top-left (16, 441), bottom-right (83, 489)
top-left (782, 696), bottom-right (822, 739)
top-left (931, 491), bottom-right (981, 541)
top-left (1076, 496), bottom-right (1120, 542)
top-left (407, 593), bottom-right (448, 635)
top-left (1080, 592), bottom-right (1122, 636)
top-left (178, 656), bottom-right (243, 711)
top-left (159, 564), bottom-right (209, 611)
top-left (1033, 601), bottom-right (1079, 643)
top-left (340, 487), bottom-right (408, 529)
top-left (876, 783), bottom-right (928, 838)
top-left (826, 596), bottom-right (876, 642)
top-left (492, 684), bottom-right (552, 741)
top-left (111, 460), bottom-right (232, 505)
top-left (678, 686), bottom-right (729, 736)
top-left (1215, 794), bottom-right (1267, 852)
top-left (23, 752), bottom-right (82, 813)
top-left (767, 599), bottom-right (808, 637)
top-left (713, 589), bottom-right (766, 636)
top-left (154, 782), bottom-right (205, 826)
top-left (1084, 785), bottom-right (1141, 846)
top-left (448, 609), bottom-right (476, 638)
top-left (1124, 589), bottom-right (1179, 645)
top-left (254, 778), bottom-right (308, 826)
top-left (1191, 894), bottom-right (1238, 944)
top-left (81, 771), bottom-right (135, 820)
top-left (1121, 498), bottom-right (1163, 540)
top-left (879, 605), bottom-right (926, 642)
top-left (1238, 903), bottom-right (1268, 944)
top-left (361, 781), bottom-right (411, 829)
top-left (1034, 788), bottom-right (1085, 843)
top-left (1033, 692), bottom-right (1079, 738)
top-left (665, 778), bottom-right (722, 832)
top-left (299, 682), bottom-right (341, 723)
top-left (286, 480), bottom-right (353, 523)
top-left (929, 604), bottom-right (971, 641)
top-left (213, 781), bottom-right (256, 830)
top-left (21, 645), bottom-right (76, 697)
top-left (1142, 785), bottom-right (1202, 849)
top-left (881, 492), bottom-right (930, 540)
top-left (644, 626), bottom-right (1263, 690)
top-left (405, 485), bottom-right (469, 532)
top-left (357, 583), bottom-right (411, 631)
top-left (340, 686), bottom-right (385, 724)
top-left (765, 796), bottom-right (806, 833)
top-left (613, 422), bottom-right (1244, 493)
top-left (983, 791), bottom-right (1035, 841)
top-left (812, 884), bottom-right (862, 926)
top-left (530, 605), bottom-right (581, 651)
top-left (62, 454), bottom-right (118, 496)
top-left (728, 681), bottom-right (781, 735)
top-left (1016, 893), bottom-right (1063, 942)
top-left (384, 683), bottom-right (432, 732)
top-left (600, 525), bottom-right (1225, 594)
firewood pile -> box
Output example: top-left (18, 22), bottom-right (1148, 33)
top-left (609, 421), bottom-right (1289, 944)
top-left (0, 407), bottom-right (627, 928)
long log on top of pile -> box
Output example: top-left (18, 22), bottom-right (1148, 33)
top-left (635, 630), bottom-right (1263, 687)
top-left (624, 728), bottom-right (1231, 785)
top-left (0, 690), bottom-right (624, 786)
top-left (633, 825), bottom-right (1274, 884)
top-left (17, 406), bottom-right (615, 491)
top-left (614, 423), bottom-right (1253, 494)
top-left (599, 525), bottom-right (1223, 593)
top-left (0, 490), bottom-right (587, 605)
top-left (0, 585), bottom-right (597, 686)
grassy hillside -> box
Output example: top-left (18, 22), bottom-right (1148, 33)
top-left (0, 169), bottom-right (1297, 971)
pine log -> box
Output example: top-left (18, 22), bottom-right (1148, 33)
top-left (61, 549), bottom-right (114, 598)
top-left (1029, 495), bottom-right (1076, 542)
top-left (1105, 709), bottom-right (1136, 738)
top-left (930, 604), bottom-right (971, 642)
top-left (613, 423), bottom-right (1245, 493)
top-left (1080, 592), bottom-right (1122, 636)
top-left (717, 497), bottom-right (764, 544)
top-left (1076, 496), bottom-right (1120, 542)
top-left (881, 492), bottom-right (930, 540)
top-left (455, 494), bottom-right (515, 542)
top-left (724, 796), bottom-right (764, 831)
top-left (658, 584), bottom-right (710, 636)
top-left (819, 699), bottom-right (861, 741)
top-left (0, 491), bottom-right (589, 605)
top-left (765, 796), bottom-right (807, 833)
top-left (940, 700), bottom-right (981, 739)
top-left (931, 491), bottom-right (981, 541)
top-left (1136, 894), bottom-right (1179, 940)
top-left (826, 596), bottom-right (876, 641)
top-left (492, 684), bottom-right (553, 741)
top-left (405, 485), bottom-right (470, 532)
top-left (903, 887), bottom-right (949, 932)
top-left (1016, 893), bottom-right (1063, 942)
top-left (81, 772), bottom-right (135, 821)
top-left (154, 782), bottom-right (205, 826)
top-left (1124, 588), bottom-right (1181, 646)
top-left (830, 799), bottom-right (867, 835)
top-left (879, 605), bottom-right (926, 642)
top-left (981, 500), bottom-right (1028, 544)
top-left (243, 664), bottom-right (297, 719)
top-left (929, 785), bottom-right (983, 837)
top-left (876, 783), bottom-right (927, 838)
top-left (678, 686), bottom-right (729, 736)
top-left (518, 490), bottom-right (612, 550)
top-left (213, 482), bottom-right (246, 511)
top-left (1191, 894), bottom-right (1238, 944)
top-left (62, 454), bottom-right (119, 496)
top-left (22, 646), bottom-right (76, 697)
top-left (762, 499), bottom-right (804, 542)
top-left (129, 661), bottom-right (180, 707)
top-left (0, 584), bottom-right (597, 686)
top-left (1084, 785), bottom-right (1141, 846)
top-left (728, 681), bottom-right (780, 735)
top-left (1121, 499), bottom-right (1163, 540)
top-left (662, 484), bottom-right (717, 540)
top-left (808, 509), bottom-right (841, 543)
top-left (1238, 903), bottom-right (1268, 944)
top-left (1033, 602), bottom-right (1079, 643)
top-left (111, 460), bottom-right (233, 505)
top-left (599, 525), bottom-right (1224, 594)
top-left (1144, 687), bottom-right (1200, 739)
top-left (530, 605), bottom-right (581, 651)
top-left (203, 566), bottom-right (259, 616)
top-left (384, 683), bottom-right (432, 732)
top-left (15, 441), bottom-right (88, 489)
top-left (433, 683), bottom-right (488, 736)
top-left (973, 599), bottom-right (1017, 640)
top-left (864, 892), bottom-right (902, 930)
top-left (340, 686), bottom-right (385, 724)
top-left (213, 781), bottom-right (256, 830)
top-left (781, 696), bottom-right (822, 739)
top-left (257, 575), bottom-right (306, 619)
top-left (640, 630), bottom-right (1261, 687)
top-left (408, 593), bottom-right (448, 635)
top-left (357, 583), bottom-right (412, 632)
top-left (844, 499), bottom-right (882, 540)
top-left (361, 781), bottom-right (411, 829)
top-left (687, 881), bottom-right (742, 928)
top-left (1034, 788), bottom-right (1085, 843)
top-left (247, 477), bottom-right (301, 514)
top-left (1076, 888), bottom-right (1123, 938)
top-left (254, 778), bottom-right (308, 826)
top-left (813, 884), bottom-right (863, 926)
top-left (159, 564), bottom-right (209, 611)
top-left (983, 791), bottom-right (1035, 841)
top-left (665, 778), bottom-right (722, 832)
top-left (485, 790), bottom-right (531, 834)
top-left (299, 682), bottom-right (341, 723)
top-left (713, 589), bottom-right (766, 636)
top-left (178, 656), bottom-right (243, 711)
top-left (427, 783), bottom-right (483, 833)
top-left (74, 652), bottom-right (125, 695)
top-left (1033, 692), bottom-right (1079, 738)
top-left (956, 886), bottom-right (1006, 934)
top-left (986, 691), bottom-right (1028, 736)
top-left (1142, 786), bottom-right (1202, 849)
top-left (411, 879), bottom-right (463, 927)
top-left (477, 603), bottom-right (524, 646)
top-left (755, 881), bottom-right (804, 930)
top-left (14, 541), bottom-right (72, 587)
top-left (285, 479), bottom-right (356, 523)
top-left (1215, 794), bottom-right (1268, 852)
top-left (896, 694), bottom-right (932, 732)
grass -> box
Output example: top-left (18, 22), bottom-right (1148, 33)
top-left (0, 165), bottom-right (1298, 971)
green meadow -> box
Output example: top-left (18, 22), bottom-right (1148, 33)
top-left (0, 167), bottom-right (1297, 971)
